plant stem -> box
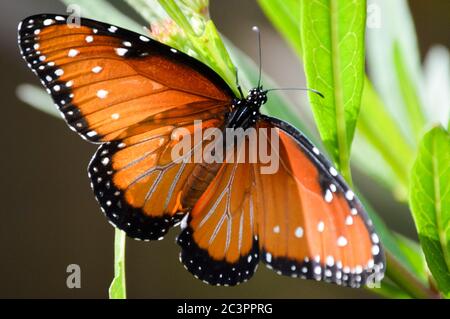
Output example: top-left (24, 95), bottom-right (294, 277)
top-left (385, 251), bottom-right (439, 299)
top-left (109, 229), bottom-right (127, 299)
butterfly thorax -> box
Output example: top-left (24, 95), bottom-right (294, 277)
top-left (227, 87), bottom-right (267, 130)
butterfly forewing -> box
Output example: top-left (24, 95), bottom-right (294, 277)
top-left (18, 14), bottom-right (233, 143)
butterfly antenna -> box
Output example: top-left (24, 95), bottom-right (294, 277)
top-left (252, 26), bottom-right (262, 88)
top-left (266, 87), bottom-right (325, 98)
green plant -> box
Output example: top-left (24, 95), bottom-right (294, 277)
top-left (17, 0), bottom-right (449, 298)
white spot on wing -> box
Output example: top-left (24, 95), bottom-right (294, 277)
top-left (87, 131), bottom-right (97, 138)
top-left (115, 48), bottom-right (128, 56)
top-left (372, 245), bottom-right (380, 255)
top-left (337, 236), bottom-right (348, 247)
top-left (371, 233), bottom-right (379, 244)
top-left (294, 227), bottom-right (303, 238)
top-left (314, 266), bottom-right (322, 275)
top-left (329, 167), bottom-right (338, 176)
top-left (43, 19), bottom-right (54, 26)
top-left (326, 256), bottom-right (334, 267)
top-left (312, 147), bottom-right (320, 155)
top-left (68, 49), bottom-right (79, 57)
top-left (85, 35), bottom-right (94, 43)
top-left (273, 225), bottom-right (280, 234)
top-left (330, 184), bottom-right (337, 192)
top-left (325, 189), bottom-right (333, 202)
top-left (139, 35), bottom-right (150, 42)
top-left (317, 221), bottom-right (324, 232)
top-left (96, 89), bottom-right (108, 99)
top-left (108, 26), bottom-right (118, 33)
top-left (345, 190), bottom-right (355, 200)
top-left (345, 215), bottom-right (353, 225)
top-left (180, 214), bottom-right (189, 229)
top-left (92, 66), bottom-right (103, 73)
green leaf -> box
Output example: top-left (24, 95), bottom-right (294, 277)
top-left (423, 45), bottom-right (450, 129)
top-left (355, 78), bottom-right (415, 201)
top-left (109, 230), bottom-right (127, 299)
top-left (393, 43), bottom-right (427, 141)
top-left (366, 0), bottom-right (426, 145)
top-left (394, 233), bottom-right (428, 284)
top-left (61, 0), bottom-right (143, 33)
top-left (300, 0), bottom-right (367, 181)
top-left (410, 126), bottom-right (450, 297)
top-left (16, 84), bottom-right (59, 118)
top-left (257, 0), bottom-right (302, 57)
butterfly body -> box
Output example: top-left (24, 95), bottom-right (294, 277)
top-left (227, 88), bottom-right (267, 129)
top-left (18, 14), bottom-right (385, 288)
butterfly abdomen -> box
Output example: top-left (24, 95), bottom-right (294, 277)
top-left (182, 162), bottom-right (222, 209)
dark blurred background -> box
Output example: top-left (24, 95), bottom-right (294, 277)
top-left (0, 0), bottom-right (448, 298)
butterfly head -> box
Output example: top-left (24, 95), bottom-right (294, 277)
top-left (246, 87), bottom-right (268, 109)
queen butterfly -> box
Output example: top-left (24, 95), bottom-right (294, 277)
top-left (18, 14), bottom-right (385, 288)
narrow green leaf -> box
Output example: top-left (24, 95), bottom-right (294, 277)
top-left (257, 0), bottom-right (302, 57)
top-left (300, 0), bottom-right (366, 181)
top-left (393, 43), bottom-right (427, 141)
top-left (61, 0), bottom-right (143, 33)
top-left (355, 78), bottom-right (415, 200)
top-left (366, 0), bottom-right (426, 145)
top-left (394, 233), bottom-right (428, 284)
top-left (410, 126), bottom-right (450, 297)
top-left (109, 230), bottom-right (127, 299)
top-left (16, 84), bottom-right (59, 118)
top-left (423, 45), bottom-right (450, 129)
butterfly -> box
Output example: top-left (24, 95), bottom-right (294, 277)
top-left (18, 14), bottom-right (385, 288)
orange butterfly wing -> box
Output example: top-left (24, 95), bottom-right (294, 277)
top-left (253, 116), bottom-right (384, 287)
top-left (89, 115), bottom-right (224, 240)
top-left (18, 14), bottom-right (232, 142)
top-left (177, 140), bottom-right (259, 285)
top-left (18, 14), bottom-right (233, 240)
top-left (177, 116), bottom-right (384, 287)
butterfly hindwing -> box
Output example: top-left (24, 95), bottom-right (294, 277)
top-left (253, 116), bottom-right (385, 287)
top-left (177, 140), bottom-right (260, 286)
